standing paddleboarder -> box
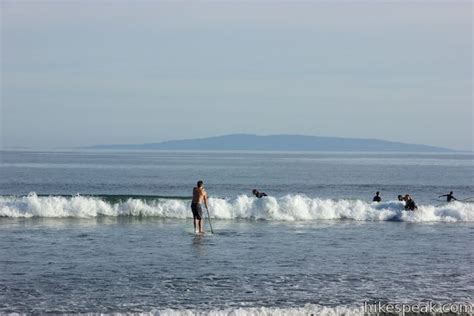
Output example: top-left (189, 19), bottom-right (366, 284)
top-left (191, 180), bottom-right (208, 234)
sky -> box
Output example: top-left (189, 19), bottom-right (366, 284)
top-left (1, 1), bottom-right (472, 151)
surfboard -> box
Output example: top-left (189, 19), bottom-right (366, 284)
top-left (188, 231), bottom-right (213, 237)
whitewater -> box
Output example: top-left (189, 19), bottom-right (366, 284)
top-left (1, 193), bottom-right (473, 222)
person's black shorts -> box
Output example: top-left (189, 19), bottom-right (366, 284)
top-left (191, 202), bottom-right (203, 220)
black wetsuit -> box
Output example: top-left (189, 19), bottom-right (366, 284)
top-left (441, 194), bottom-right (456, 202)
top-left (405, 199), bottom-right (417, 211)
top-left (373, 196), bottom-right (381, 202)
top-left (255, 192), bottom-right (267, 198)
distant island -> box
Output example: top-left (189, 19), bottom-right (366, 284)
top-left (86, 134), bottom-right (454, 152)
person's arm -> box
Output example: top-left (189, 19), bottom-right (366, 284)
top-left (439, 194), bottom-right (447, 198)
top-left (204, 190), bottom-right (209, 209)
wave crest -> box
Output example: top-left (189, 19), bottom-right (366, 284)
top-left (0, 193), bottom-right (472, 222)
top-left (156, 304), bottom-right (364, 316)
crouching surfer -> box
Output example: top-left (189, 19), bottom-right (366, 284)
top-left (191, 180), bottom-right (208, 234)
top-left (404, 194), bottom-right (418, 211)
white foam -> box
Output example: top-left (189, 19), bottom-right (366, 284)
top-left (155, 304), bottom-right (364, 316)
top-left (0, 193), bottom-right (473, 222)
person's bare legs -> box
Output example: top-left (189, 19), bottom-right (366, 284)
top-left (199, 219), bottom-right (204, 234)
top-left (194, 219), bottom-right (199, 233)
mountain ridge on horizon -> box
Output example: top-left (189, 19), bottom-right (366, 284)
top-left (85, 134), bottom-right (455, 152)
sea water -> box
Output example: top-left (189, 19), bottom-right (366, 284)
top-left (0, 150), bottom-right (473, 314)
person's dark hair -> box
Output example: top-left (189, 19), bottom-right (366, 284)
top-left (450, 191), bottom-right (453, 194)
top-left (376, 191), bottom-right (380, 195)
top-left (252, 189), bottom-right (258, 194)
top-left (197, 180), bottom-right (203, 188)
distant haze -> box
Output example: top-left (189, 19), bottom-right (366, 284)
top-left (1, 1), bottom-right (472, 151)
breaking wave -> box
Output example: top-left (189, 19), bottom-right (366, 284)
top-left (0, 193), bottom-right (473, 222)
top-left (156, 304), bottom-right (364, 316)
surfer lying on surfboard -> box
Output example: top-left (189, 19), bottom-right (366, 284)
top-left (252, 189), bottom-right (268, 198)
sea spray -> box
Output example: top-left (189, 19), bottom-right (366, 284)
top-left (0, 193), bottom-right (472, 222)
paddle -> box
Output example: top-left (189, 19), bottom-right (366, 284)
top-left (205, 205), bottom-right (214, 234)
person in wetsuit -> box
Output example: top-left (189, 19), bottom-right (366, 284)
top-left (397, 195), bottom-right (404, 201)
top-left (404, 195), bottom-right (418, 211)
top-left (191, 180), bottom-right (208, 234)
top-left (439, 191), bottom-right (457, 202)
top-left (373, 191), bottom-right (381, 202)
top-left (252, 189), bottom-right (268, 198)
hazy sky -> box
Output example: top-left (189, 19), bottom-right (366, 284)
top-left (1, 1), bottom-right (472, 150)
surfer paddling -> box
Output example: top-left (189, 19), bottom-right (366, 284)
top-left (252, 189), bottom-right (268, 198)
top-left (439, 191), bottom-right (457, 202)
top-left (191, 180), bottom-right (208, 234)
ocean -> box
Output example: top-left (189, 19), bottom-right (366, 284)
top-left (0, 150), bottom-right (473, 315)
